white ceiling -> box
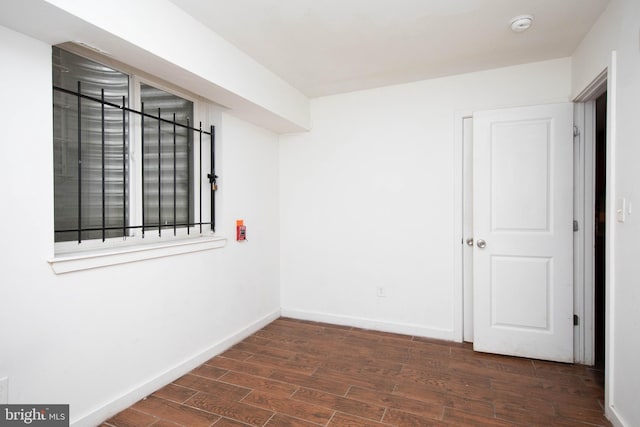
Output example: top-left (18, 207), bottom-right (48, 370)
top-left (169, 0), bottom-right (609, 98)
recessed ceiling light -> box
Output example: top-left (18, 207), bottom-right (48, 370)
top-left (510, 15), bottom-right (534, 33)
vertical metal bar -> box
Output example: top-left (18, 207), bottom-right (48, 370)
top-left (210, 125), bottom-right (215, 232)
top-left (141, 102), bottom-right (145, 238)
top-left (77, 81), bottom-right (82, 244)
top-left (101, 88), bottom-right (106, 242)
top-left (158, 107), bottom-right (161, 237)
top-left (122, 95), bottom-right (126, 239)
top-left (173, 112), bottom-right (177, 236)
top-left (187, 118), bottom-right (190, 235)
top-left (199, 122), bottom-right (203, 234)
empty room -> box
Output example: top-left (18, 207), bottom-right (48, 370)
top-left (1, 0), bottom-right (639, 426)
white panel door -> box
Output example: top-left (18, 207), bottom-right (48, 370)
top-left (472, 103), bottom-right (574, 363)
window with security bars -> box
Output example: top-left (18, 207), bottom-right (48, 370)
top-left (53, 46), bottom-right (217, 245)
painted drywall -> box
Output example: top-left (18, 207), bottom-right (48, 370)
top-left (0, 0), bottom-right (310, 133)
top-left (280, 58), bottom-right (572, 340)
top-left (572, 0), bottom-right (640, 425)
top-left (0, 25), bottom-right (281, 426)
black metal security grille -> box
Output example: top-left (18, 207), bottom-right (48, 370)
top-left (53, 82), bottom-right (217, 244)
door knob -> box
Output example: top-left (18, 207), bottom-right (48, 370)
top-left (476, 239), bottom-right (487, 248)
top-left (466, 238), bottom-right (474, 246)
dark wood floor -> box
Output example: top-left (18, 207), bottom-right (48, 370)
top-left (103, 317), bottom-right (610, 426)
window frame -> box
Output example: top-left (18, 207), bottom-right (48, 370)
top-left (51, 44), bottom-right (224, 269)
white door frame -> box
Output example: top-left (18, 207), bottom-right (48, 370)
top-left (572, 100), bottom-right (596, 365)
top-left (453, 110), bottom-right (473, 342)
top-left (571, 68), bottom-right (608, 366)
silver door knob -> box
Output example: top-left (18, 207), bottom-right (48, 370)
top-left (476, 239), bottom-right (487, 248)
top-left (466, 238), bottom-right (474, 246)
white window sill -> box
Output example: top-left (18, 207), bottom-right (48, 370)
top-left (48, 236), bottom-right (227, 274)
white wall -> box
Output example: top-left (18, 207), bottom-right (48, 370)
top-left (280, 58), bottom-right (572, 340)
top-left (572, 0), bottom-right (640, 426)
top-left (0, 25), bottom-right (281, 426)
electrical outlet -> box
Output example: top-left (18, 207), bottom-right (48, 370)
top-left (376, 287), bottom-right (386, 298)
top-left (0, 377), bottom-right (8, 404)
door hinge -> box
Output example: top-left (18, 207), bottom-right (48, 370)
top-left (573, 220), bottom-right (579, 232)
top-left (573, 125), bottom-right (580, 137)
top-left (574, 314), bottom-right (579, 326)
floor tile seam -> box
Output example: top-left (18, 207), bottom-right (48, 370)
top-left (237, 398), bottom-right (331, 426)
top-left (263, 378), bottom-right (348, 399)
top-left (346, 387), bottom-right (445, 418)
top-left (182, 389), bottom-right (263, 418)
top-left (217, 368), bottom-right (303, 395)
top-left (494, 407), bottom-right (602, 427)
top-left (236, 353), bottom-right (255, 363)
top-left (491, 412), bottom-right (532, 426)
top-left (492, 409), bottom-right (570, 426)
top-left (492, 396), bottom-right (559, 414)
top-left (242, 356), bottom-right (321, 375)
top-left (129, 397), bottom-right (179, 419)
top-left (148, 418), bottom-right (191, 427)
top-left (137, 394), bottom-right (224, 425)
top-left (532, 366), bottom-right (593, 377)
top-left (149, 418), bottom-right (177, 427)
top-left (173, 377), bottom-right (253, 402)
top-left (555, 402), bottom-right (609, 424)
top-left (533, 370), bottom-right (597, 383)
top-left (552, 418), bottom-right (608, 427)
top-left (438, 403), bottom-right (446, 421)
top-left (418, 388), bottom-right (485, 408)
top-left (443, 407), bottom-right (522, 427)
top-left (243, 349), bottom-right (298, 362)
top-left (291, 384), bottom-right (360, 402)
top-left (260, 411), bottom-right (277, 427)
top-left (554, 403), bottom-right (610, 418)
top-left (239, 388), bottom-right (337, 423)
top-left (123, 406), bottom-right (165, 423)
top-left (260, 332), bottom-right (320, 341)
top-left (212, 355), bottom-right (292, 376)
top-left (270, 412), bottom-right (329, 427)
top-left (383, 406), bottom-right (445, 424)
top-left (323, 410), bottom-right (337, 426)
top-left (379, 406), bottom-right (390, 425)
top-left (231, 358), bottom-right (319, 378)
top-left (150, 392), bottom-right (196, 406)
top-left (289, 386), bottom-right (389, 421)
top-left (184, 372), bottom-right (239, 388)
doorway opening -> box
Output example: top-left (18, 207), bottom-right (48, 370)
top-left (594, 91), bottom-right (607, 369)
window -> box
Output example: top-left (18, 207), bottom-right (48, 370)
top-left (53, 46), bottom-right (216, 248)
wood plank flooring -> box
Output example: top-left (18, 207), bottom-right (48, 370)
top-left (102, 318), bottom-right (610, 426)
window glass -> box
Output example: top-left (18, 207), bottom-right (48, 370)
top-left (141, 84), bottom-right (194, 231)
top-left (53, 47), bottom-right (129, 242)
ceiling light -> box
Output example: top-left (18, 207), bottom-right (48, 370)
top-left (510, 15), bottom-right (533, 33)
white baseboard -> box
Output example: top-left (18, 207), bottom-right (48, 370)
top-left (606, 404), bottom-right (627, 427)
top-left (72, 309), bottom-right (281, 427)
top-left (281, 308), bottom-right (458, 342)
